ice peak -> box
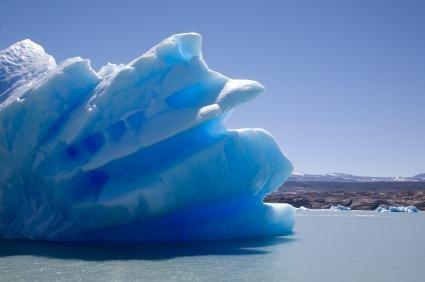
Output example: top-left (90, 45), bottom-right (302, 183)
top-left (12, 38), bottom-right (43, 49)
top-left (0, 39), bottom-right (56, 104)
top-left (129, 32), bottom-right (202, 69)
top-left (1, 38), bottom-right (53, 63)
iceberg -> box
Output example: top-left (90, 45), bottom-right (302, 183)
top-left (328, 204), bottom-right (351, 211)
top-left (375, 206), bottom-right (419, 213)
top-left (0, 33), bottom-right (294, 243)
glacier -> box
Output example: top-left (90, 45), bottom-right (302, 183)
top-left (0, 33), bottom-right (294, 243)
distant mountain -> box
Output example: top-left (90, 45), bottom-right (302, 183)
top-left (288, 172), bottom-right (425, 182)
top-left (411, 173), bottom-right (425, 181)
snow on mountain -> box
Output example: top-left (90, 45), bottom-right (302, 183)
top-left (289, 172), bottom-right (425, 182)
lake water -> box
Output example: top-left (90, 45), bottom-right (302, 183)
top-left (0, 210), bottom-right (423, 281)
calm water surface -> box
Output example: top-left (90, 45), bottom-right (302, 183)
top-left (0, 210), bottom-right (423, 281)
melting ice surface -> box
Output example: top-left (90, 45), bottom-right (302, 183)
top-left (0, 33), bottom-right (293, 243)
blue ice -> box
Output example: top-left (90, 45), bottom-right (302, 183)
top-left (0, 33), bottom-right (294, 242)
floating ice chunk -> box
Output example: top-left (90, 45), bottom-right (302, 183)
top-left (376, 206), bottom-right (419, 213)
top-left (375, 207), bottom-right (388, 213)
top-left (329, 204), bottom-right (351, 211)
top-left (0, 34), bottom-right (293, 243)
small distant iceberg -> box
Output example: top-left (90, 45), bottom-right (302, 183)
top-left (295, 205), bottom-right (352, 211)
top-left (328, 204), bottom-right (351, 211)
top-left (295, 206), bottom-right (309, 211)
top-left (375, 206), bottom-right (419, 213)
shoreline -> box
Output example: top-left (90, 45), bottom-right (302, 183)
top-left (264, 181), bottom-right (425, 211)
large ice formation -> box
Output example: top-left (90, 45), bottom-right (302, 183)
top-left (0, 33), bottom-right (294, 243)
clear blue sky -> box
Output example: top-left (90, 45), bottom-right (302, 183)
top-left (1, 0), bottom-right (424, 177)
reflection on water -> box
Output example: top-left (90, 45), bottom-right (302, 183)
top-left (0, 236), bottom-right (295, 261)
